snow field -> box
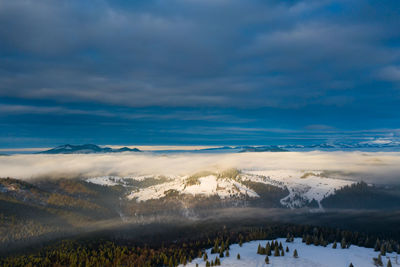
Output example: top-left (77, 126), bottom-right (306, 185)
top-left (182, 238), bottom-right (398, 267)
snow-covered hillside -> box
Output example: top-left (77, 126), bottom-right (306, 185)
top-left (243, 170), bottom-right (354, 209)
top-left (85, 169), bottom-right (355, 209)
top-left (182, 238), bottom-right (398, 267)
top-left (127, 174), bottom-right (259, 202)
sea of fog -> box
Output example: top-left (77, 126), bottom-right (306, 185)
top-left (1, 151), bottom-right (400, 184)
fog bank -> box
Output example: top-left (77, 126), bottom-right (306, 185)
top-left (0, 151), bottom-right (400, 184)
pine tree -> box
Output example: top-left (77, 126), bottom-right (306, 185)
top-left (319, 234), bottom-right (324, 246)
top-left (281, 249), bottom-right (284, 256)
top-left (341, 238), bottom-right (346, 249)
top-left (349, 263), bottom-right (354, 267)
top-left (375, 239), bottom-right (381, 251)
top-left (274, 247), bottom-right (280, 257)
top-left (257, 244), bottom-right (262, 254)
top-left (306, 235), bottom-right (312, 245)
top-left (266, 243), bottom-right (271, 256)
top-left (265, 255), bottom-right (269, 264)
top-left (381, 244), bottom-right (386, 256)
top-left (387, 243), bottom-right (393, 253)
top-left (387, 259), bottom-right (392, 267)
top-left (313, 235), bottom-right (319, 246)
top-left (203, 253), bottom-right (208, 261)
top-left (286, 246), bottom-right (289, 252)
top-left (237, 253), bottom-right (240, 260)
top-left (206, 260), bottom-right (210, 267)
top-left (225, 250), bottom-right (229, 257)
top-left (378, 254), bottom-right (383, 266)
top-left (293, 249), bottom-right (298, 258)
top-left (332, 241), bottom-right (337, 249)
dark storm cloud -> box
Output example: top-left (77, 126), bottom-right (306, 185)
top-left (1, 0), bottom-right (399, 108)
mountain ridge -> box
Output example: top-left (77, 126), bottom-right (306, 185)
top-left (38, 144), bottom-right (141, 154)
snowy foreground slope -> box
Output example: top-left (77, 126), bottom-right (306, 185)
top-left (182, 238), bottom-right (398, 267)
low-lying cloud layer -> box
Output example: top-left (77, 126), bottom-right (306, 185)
top-left (1, 151), bottom-right (400, 184)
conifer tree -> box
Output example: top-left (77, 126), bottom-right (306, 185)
top-left (364, 237), bottom-right (370, 248)
top-left (286, 233), bottom-right (291, 242)
top-left (341, 238), bottom-right (346, 249)
top-left (381, 244), bottom-right (386, 256)
top-left (266, 243), bottom-right (271, 256)
top-left (219, 250), bottom-right (224, 258)
top-left (281, 249), bottom-right (284, 256)
top-left (375, 239), bottom-right (381, 251)
top-left (286, 246), bottom-right (289, 252)
top-left (387, 243), bottom-right (393, 253)
top-left (257, 244), bottom-right (262, 254)
top-left (378, 254), bottom-right (383, 266)
top-left (206, 260), bottom-right (210, 267)
top-left (387, 259), bottom-right (392, 267)
top-left (203, 253), bottom-right (208, 261)
top-left (306, 235), bottom-right (312, 245)
top-left (349, 263), bottom-right (354, 267)
top-left (274, 247), bottom-right (280, 256)
top-left (225, 250), bottom-right (229, 257)
top-left (169, 256), bottom-right (174, 267)
top-left (265, 255), bottom-right (269, 264)
top-left (319, 234), bottom-right (324, 246)
top-left (293, 249), bottom-right (298, 258)
top-left (313, 235), bottom-right (319, 246)
top-left (332, 241), bottom-right (337, 249)
top-left (237, 253), bottom-right (240, 260)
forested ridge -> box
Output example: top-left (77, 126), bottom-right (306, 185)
top-left (1, 221), bottom-right (400, 267)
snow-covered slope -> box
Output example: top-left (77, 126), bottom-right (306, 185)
top-left (85, 169), bottom-right (354, 209)
top-left (182, 238), bottom-right (397, 267)
top-left (127, 174), bottom-right (259, 202)
top-left (243, 170), bottom-right (354, 209)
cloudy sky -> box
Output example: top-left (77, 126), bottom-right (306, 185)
top-left (1, 0), bottom-right (400, 147)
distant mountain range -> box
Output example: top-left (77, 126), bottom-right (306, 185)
top-left (198, 146), bottom-right (287, 153)
top-left (32, 138), bottom-right (400, 155)
top-left (277, 140), bottom-right (400, 151)
top-left (38, 144), bottom-right (141, 154)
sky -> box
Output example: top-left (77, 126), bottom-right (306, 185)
top-left (1, 0), bottom-right (400, 148)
